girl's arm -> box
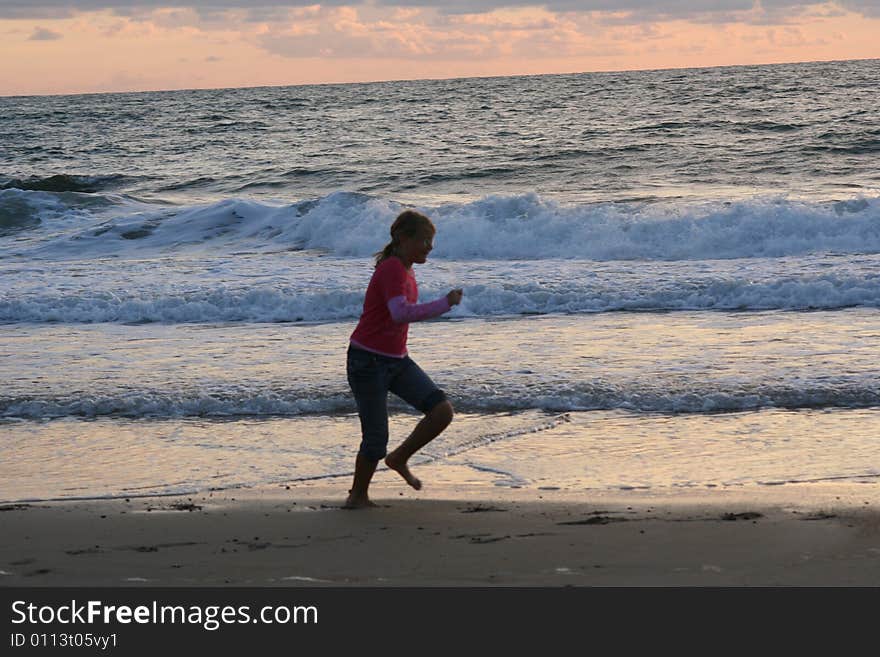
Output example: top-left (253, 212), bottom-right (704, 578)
top-left (387, 295), bottom-right (451, 324)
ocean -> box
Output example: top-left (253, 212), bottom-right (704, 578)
top-left (2, 58), bottom-right (879, 502)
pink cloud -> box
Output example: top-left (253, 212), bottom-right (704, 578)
top-left (28, 26), bottom-right (63, 40)
top-left (3, 2), bottom-right (880, 96)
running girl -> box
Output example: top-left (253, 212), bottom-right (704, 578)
top-left (345, 210), bottom-right (462, 509)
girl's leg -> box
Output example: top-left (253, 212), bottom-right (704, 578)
top-left (385, 400), bottom-right (454, 490)
top-left (346, 347), bottom-right (390, 508)
top-left (345, 453), bottom-right (380, 508)
top-left (386, 357), bottom-right (454, 490)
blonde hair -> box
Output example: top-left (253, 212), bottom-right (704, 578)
top-left (374, 210), bottom-right (436, 267)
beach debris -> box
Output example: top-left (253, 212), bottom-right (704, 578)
top-left (469, 535), bottom-right (510, 544)
top-left (143, 502), bottom-right (202, 512)
top-left (65, 547), bottom-right (103, 556)
top-left (720, 512), bottom-right (763, 521)
top-left (558, 511), bottom-right (627, 525)
top-left (122, 541), bottom-right (203, 553)
top-left (558, 516), bottom-right (627, 525)
top-left (451, 532), bottom-right (492, 540)
top-left (170, 502), bottom-right (202, 512)
top-left (800, 513), bottom-right (837, 521)
top-left (459, 505), bottom-right (507, 513)
top-left (0, 504), bottom-right (31, 512)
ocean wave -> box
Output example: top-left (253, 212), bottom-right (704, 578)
top-left (0, 287), bottom-right (364, 324)
top-left (2, 272), bottom-right (878, 324)
top-left (0, 391), bottom-right (351, 420)
top-left (0, 188), bottom-right (123, 239)
top-left (0, 197), bottom-right (41, 235)
top-left (5, 191), bottom-right (880, 262)
top-left (0, 173), bottom-right (127, 193)
top-left (0, 186), bottom-right (130, 216)
top-left (3, 381), bottom-right (877, 420)
top-left (424, 194), bottom-right (880, 261)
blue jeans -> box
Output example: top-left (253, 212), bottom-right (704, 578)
top-left (347, 345), bottom-right (447, 461)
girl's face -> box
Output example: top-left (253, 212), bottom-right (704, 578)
top-left (398, 231), bottom-right (434, 266)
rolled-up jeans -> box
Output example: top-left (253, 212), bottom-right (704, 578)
top-left (346, 345), bottom-right (447, 461)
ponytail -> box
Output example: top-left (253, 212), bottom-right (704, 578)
top-left (374, 209), bottom-right (435, 267)
top-left (374, 239), bottom-right (399, 267)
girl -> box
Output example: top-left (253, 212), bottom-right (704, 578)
top-left (345, 209), bottom-right (462, 509)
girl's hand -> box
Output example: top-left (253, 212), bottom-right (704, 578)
top-left (446, 288), bottom-right (463, 306)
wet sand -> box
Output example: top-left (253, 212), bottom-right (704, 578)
top-left (2, 474), bottom-right (879, 586)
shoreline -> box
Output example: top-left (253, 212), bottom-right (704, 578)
top-left (2, 476), bottom-right (879, 586)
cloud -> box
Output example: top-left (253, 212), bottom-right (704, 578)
top-left (28, 26), bottom-right (63, 39)
top-left (257, 7), bottom-right (463, 59)
top-left (2, 1), bottom-right (880, 21)
top-left (5, 1), bottom-right (879, 63)
top-left (0, 1), bottom-right (346, 19)
top-left (253, 6), bottom-right (646, 60)
top-left (837, 0), bottom-right (880, 15)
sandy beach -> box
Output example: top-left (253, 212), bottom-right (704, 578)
top-left (3, 465), bottom-right (879, 587)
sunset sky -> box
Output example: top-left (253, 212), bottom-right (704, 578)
top-left (1, 1), bottom-right (879, 96)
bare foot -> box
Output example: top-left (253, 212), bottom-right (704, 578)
top-left (343, 494), bottom-right (377, 509)
top-left (384, 452), bottom-right (422, 490)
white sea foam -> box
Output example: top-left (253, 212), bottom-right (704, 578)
top-left (0, 286), bottom-right (365, 324)
top-left (2, 271), bottom-right (878, 324)
top-left (0, 392), bottom-right (350, 420)
top-left (4, 190), bottom-right (880, 262)
top-left (2, 380), bottom-right (877, 420)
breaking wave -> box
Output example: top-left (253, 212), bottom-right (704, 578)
top-left (3, 190), bottom-right (880, 262)
top-left (2, 380), bottom-right (877, 420)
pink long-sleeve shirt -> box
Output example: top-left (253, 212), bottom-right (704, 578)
top-left (349, 256), bottom-right (451, 358)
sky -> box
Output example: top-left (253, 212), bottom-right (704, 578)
top-left (1, 1), bottom-right (879, 95)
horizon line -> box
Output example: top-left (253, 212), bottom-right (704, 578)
top-left (2, 56), bottom-right (877, 100)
